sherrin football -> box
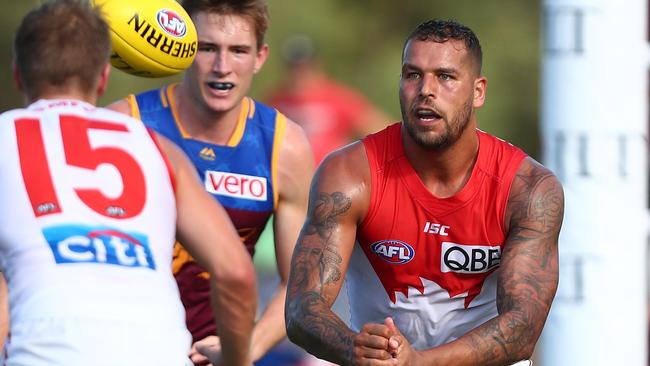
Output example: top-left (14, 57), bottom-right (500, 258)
top-left (93, 0), bottom-right (197, 77)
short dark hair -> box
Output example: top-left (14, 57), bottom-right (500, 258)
top-left (13, 0), bottom-right (111, 100)
top-left (181, 0), bottom-right (269, 50)
top-left (404, 19), bottom-right (483, 73)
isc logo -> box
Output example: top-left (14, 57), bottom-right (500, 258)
top-left (157, 9), bottom-right (187, 38)
top-left (423, 221), bottom-right (450, 236)
top-left (43, 225), bottom-right (156, 270)
top-left (205, 170), bottom-right (267, 202)
top-left (441, 242), bottom-right (500, 274)
top-left (371, 240), bottom-right (415, 264)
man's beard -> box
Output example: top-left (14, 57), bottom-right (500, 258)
top-left (401, 97), bottom-right (473, 151)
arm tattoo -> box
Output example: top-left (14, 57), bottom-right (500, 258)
top-left (462, 161), bottom-right (564, 365)
top-left (307, 192), bottom-right (350, 288)
top-left (286, 191), bottom-right (355, 365)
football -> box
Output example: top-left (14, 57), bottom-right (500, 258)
top-left (93, 0), bottom-right (197, 77)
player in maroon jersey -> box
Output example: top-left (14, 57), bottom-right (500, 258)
top-left (108, 1), bottom-right (314, 365)
top-left (285, 19), bottom-right (563, 366)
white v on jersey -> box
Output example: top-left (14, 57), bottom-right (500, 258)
top-left (0, 100), bottom-right (191, 366)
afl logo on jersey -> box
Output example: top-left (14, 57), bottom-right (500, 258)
top-left (371, 240), bottom-right (415, 264)
top-left (157, 9), bottom-right (187, 38)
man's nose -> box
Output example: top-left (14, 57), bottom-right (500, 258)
top-left (212, 51), bottom-right (232, 75)
top-left (419, 74), bottom-right (438, 98)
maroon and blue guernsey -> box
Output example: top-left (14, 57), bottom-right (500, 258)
top-left (127, 84), bottom-right (285, 341)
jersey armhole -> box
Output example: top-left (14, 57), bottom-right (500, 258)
top-left (271, 112), bottom-right (287, 209)
top-left (126, 94), bottom-right (141, 120)
top-left (359, 138), bottom-right (378, 230)
top-left (499, 151), bottom-right (527, 237)
top-left (146, 128), bottom-right (177, 194)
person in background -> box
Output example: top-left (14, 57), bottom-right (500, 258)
top-left (267, 34), bottom-right (392, 165)
top-left (0, 1), bottom-right (256, 365)
top-left (107, 0), bottom-right (313, 364)
top-left (285, 19), bottom-right (563, 366)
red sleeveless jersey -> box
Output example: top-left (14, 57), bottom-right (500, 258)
top-left (347, 123), bottom-right (526, 349)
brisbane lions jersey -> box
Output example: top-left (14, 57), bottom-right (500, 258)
top-left (127, 85), bottom-right (284, 341)
top-left (347, 123), bottom-right (526, 350)
top-left (0, 100), bottom-right (190, 366)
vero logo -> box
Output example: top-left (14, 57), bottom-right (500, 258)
top-left (205, 171), bottom-right (267, 201)
top-left (44, 224), bottom-right (156, 270)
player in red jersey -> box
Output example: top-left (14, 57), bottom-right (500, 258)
top-left (267, 35), bottom-right (390, 165)
top-left (285, 19), bottom-right (564, 366)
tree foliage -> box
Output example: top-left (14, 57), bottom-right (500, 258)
top-left (0, 0), bottom-right (541, 156)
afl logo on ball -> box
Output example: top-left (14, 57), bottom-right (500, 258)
top-left (371, 240), bottom-right (415, 264)
top-left (157, 9), bottom-right (187, 37)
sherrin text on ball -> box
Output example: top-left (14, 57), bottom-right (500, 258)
top-left (93, 0), bottom-right (198, 77)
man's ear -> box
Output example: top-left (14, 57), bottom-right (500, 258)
top-left (253, 43), bottom-right (269, 74)
top-left (473, 76), bottom-right (487, 109)
top-left (12, 61), bottom-right (23, 92)
top-left (96, 63), bottom-right (111, 98)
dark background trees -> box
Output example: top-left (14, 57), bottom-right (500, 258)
top-left (0, 0), bottom-right (540, 156)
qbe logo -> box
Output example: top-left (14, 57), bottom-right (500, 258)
top-left (371, 240), bottom-right (415, 264)
top-left (205, 171), bottom-right (268, 202)
top-left (43, 225), bottom-right (156, 270)
top-left (441, 242), bottom-right (500, 274)
top-left (157, 9), bottom-right (187, 38)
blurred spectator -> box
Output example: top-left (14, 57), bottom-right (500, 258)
top-left (267, 35), bottom-right (392, 165)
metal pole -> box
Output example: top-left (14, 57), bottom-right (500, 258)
top-left (540, 0), bottom-right (648, 364)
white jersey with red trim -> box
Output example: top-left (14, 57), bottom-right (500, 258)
top-left (0, 100), bottom-right (191, 366)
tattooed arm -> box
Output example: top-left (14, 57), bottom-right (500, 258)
top-left (285, 142), bottom-right (395, 365)
top-left (389, 157), bottom-right (564, 366)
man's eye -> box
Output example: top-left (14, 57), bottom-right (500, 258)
top-left (439, 74), bottom-right (451, 81)
top-left (405, 72), bottom-right (420, 79)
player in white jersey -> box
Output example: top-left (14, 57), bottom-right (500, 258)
top-left (0, 1), bottom-right (257, 365)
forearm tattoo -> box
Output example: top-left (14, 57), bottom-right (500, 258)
top-left (286, 191), bottom-right (355, 365)
top-left (463, 161), bottom-right (564, 365)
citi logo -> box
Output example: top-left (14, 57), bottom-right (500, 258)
top-left (157, 9), bottom-right (187, 38)
top-left (441, 242), bottom-right (500, 274)
top-left (423, 222), bottom-right (449, 236)
top-left (199, 147), bottom-right (216, 161)
top-left (371, 240), bottom-right (415, 264)
top-left (205, 171), bottom-right (267, 201)
top-left (43, 224), bottom-right (156, 270)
